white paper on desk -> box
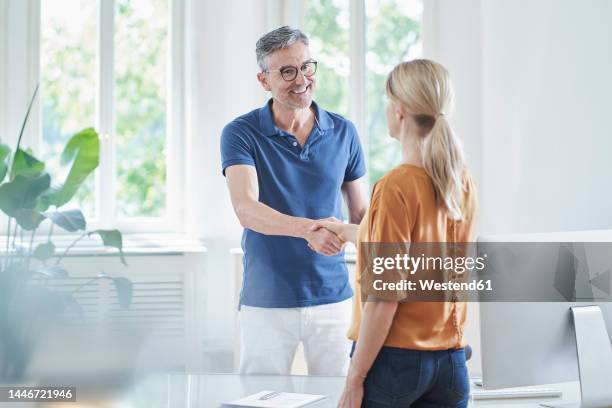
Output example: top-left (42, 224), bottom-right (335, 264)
top-left (223, 390), bottom-right (326, 407)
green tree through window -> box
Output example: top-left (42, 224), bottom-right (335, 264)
top-left (41, 0), bottom-right (97, 217)
top-left (40, 0), bottom-right (169, 222)
top-left (366, 0), bottom-right (422, 186)
top-left (304, 0), bottom-right (350, 117)
top-left (115, 0), bottom-right (168, 218)
top-left (304, 0), bottom-right (422, 187)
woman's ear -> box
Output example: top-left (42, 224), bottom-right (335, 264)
top-left (394, 103), bottom-right (404, 122)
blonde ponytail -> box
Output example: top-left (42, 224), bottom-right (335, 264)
top-left (386, 59), bottom-right (466, 220)
top-left (421, 114), bottom-right (465, 220)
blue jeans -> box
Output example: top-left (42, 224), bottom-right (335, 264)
top-left (351, 344), bottom-right (470, 407)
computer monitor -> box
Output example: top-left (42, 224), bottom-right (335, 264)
top-left (477, 230), bottom-right (612, 408)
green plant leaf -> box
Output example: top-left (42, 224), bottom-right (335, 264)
top-left (0, 142), bottom-right (11, 182)
top-left (10, 148), bottom-right (45, 181)
top-left (88, 229), bottom-right (127, 266)
top-left (111, 277), bottom-right (133, 309)
top-left (44, 209), bottom-right (86, 232)
top-left (15, 208), bottom-right (46, 230)
top-left (33, 241), bottom-right (55, 261)
top-left (13, 84), bottom-right (39, 152)
top-left (0, 173), bottom-right (51, 217)
top-left (35, 186), bottom-right (59, 213)
top-left (49, 128), bottom-right (99, 208)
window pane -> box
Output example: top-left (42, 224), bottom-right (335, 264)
top-left (304, 0), bottom-right (350, 117)
top-left (40, 0), bottom-right (97, 218)
top-left (115, 0), bottom-right (168, 218)
top-left (366, 0), bottom-right (422, 186)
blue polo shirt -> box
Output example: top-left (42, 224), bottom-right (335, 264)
top-left (221, 99), bottom-right (366, 308)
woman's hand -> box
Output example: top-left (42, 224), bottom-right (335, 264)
top-left (338, 368), bottom-right (365, 408)
top-left (309, 217), bottom-right (361, 245)
top-left (311, 218), bottom-right (346, 240)
top-left (305, 217), bottom-right (345, 254)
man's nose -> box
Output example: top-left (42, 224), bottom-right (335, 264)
top-left (294, 70), bottom-right (307, 85)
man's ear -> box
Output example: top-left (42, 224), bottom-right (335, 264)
top-left (257, 72), bottom-right (271, 92)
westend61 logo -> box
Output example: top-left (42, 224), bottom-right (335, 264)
top-left (371, 253), bottom-right (487, 275)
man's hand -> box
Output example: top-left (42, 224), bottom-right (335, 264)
top-left (304, 219), bottom-right (344, 256)
top-left (309, 216), bottom-right (360, 245)
top-left (310, 218), bottom-right (346, 240)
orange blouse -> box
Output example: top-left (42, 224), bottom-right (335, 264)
top-left (348, 164), bottom-right (478, 350)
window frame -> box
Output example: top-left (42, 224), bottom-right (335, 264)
top-left (22, 0), bottom-right (186, 235)
top-left (348, 0), bottom-right (367, 165)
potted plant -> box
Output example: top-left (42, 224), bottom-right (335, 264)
top-left (0, 86), bottom-right (132, 383)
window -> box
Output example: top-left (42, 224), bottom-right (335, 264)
top-left (38, 0), bottom-right (183, 232)
top-left (304, 0), bottom-right (350, 117)
top-left (366, 0), bottom-right (422, 185)
top-left (114, 0), bottom-right (168, 218)
top-left (303, 0), bottom-right (422, 187)
top-left (40, 0), bottom-right (97, 217)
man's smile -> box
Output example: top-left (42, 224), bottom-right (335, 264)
top-left (290, 84), bottom-right (312, 95)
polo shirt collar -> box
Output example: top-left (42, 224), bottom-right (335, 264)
top-left (312, 100), bottom-right (334, 131)
top-left (259, 98), bottom-right (334, 137)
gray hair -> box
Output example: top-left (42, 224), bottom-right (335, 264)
top-left (256, 26), bottom-right (309, 71)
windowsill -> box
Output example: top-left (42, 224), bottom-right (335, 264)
top-left (0, 233), bottom-right (207, 256)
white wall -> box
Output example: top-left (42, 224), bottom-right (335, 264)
top-left (428, 0), bottom-right (612, 236)
top-left (480, 0), bottom-right (612, 235)
top-left (424, 0), bottom-right (482, 191)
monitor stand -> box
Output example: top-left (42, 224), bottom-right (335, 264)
top-left (541, 305), bottom-right (612, 408)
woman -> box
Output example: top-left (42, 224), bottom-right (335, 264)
top-left (312, 59), bottom-right (478, 407)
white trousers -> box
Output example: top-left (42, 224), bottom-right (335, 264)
top-left (238, 298), bottom-right (352, 375)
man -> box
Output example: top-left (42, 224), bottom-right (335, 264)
top-left (221, 26), bottom-right (368, 375)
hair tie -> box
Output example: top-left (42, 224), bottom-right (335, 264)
top-left (436, 112), bottom-right (446, 118)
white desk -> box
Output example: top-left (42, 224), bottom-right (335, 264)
top-left (470, 382), bottom-right (580, 407)
top-left (145, 374), bottom-right (581, 408)
top-left (0, 374), bottom-right (581, 407)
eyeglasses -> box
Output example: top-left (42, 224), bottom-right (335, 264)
top-left (264, 60), bottom-right (318, 82)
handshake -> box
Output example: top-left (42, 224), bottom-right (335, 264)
top-left (304, 217), bottom-right (354, 256)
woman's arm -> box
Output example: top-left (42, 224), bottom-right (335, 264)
top-left (348, 300), bottom-right (398, 381)
top-left (338, 300), bottom-right (398, 407)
